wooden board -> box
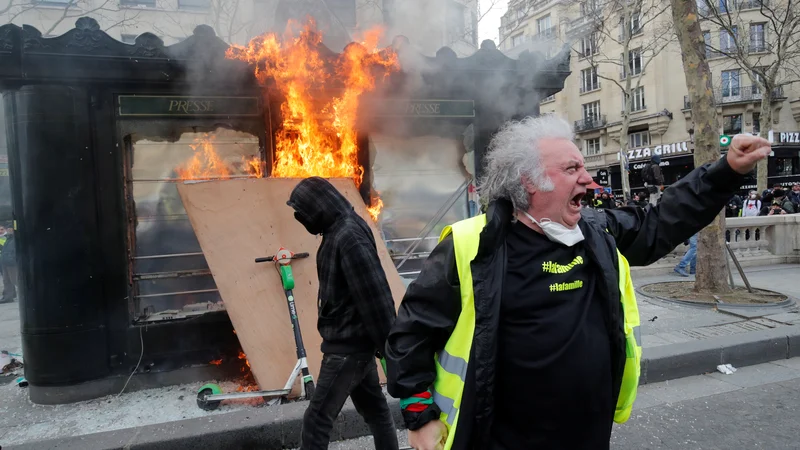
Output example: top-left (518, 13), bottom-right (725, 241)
top-left (177, 178), bottom-right (405, 393)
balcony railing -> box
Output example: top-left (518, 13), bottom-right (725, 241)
top-left (579, 82), bottom-right (601, 93)
top-left (566, 15), bottom-right (599, 33)
top-left (574, 115), bottom-right (607, 132)
top-left (684, 86), bottom-right (785, 109)
top-left (715, 85), bottom-right (785, 104)
top-left (698, 0), bottom-right (769, 16)
top-left (533, 26), bottom-right (558, 41)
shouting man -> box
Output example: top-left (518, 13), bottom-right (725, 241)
top-left (288, 177), bottom-right (399, 450)
top-left (384, 115), bottom-right (770, 450)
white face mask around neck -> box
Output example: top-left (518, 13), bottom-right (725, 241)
top-left (521, 211), bottom-right (585, 247)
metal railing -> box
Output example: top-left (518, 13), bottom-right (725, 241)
top-left (685, 86), bottom-right (785, 109)
top-left (579, 82), bottom-right (601, 93)
top-left (714, 85), bottom-right (785, 104)
top-left (574, 115), bottom-right (607, 132)
top-left (533, 26), bottom-right (558, 40)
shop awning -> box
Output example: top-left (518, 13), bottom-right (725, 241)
top-left (587, 181), bottom-right (603, 189)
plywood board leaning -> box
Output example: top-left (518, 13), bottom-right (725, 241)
top-left (177, 177), bottom-right (405, 394)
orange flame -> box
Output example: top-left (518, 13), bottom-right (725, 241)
top-left (238, 350), bottom-right (251, 369)
top-left (367, 192), bottom-right (384, 222)
top-left (174, 134), bottom-right (263, 180)
top-left (227, 20), bottom-right (397, 220)
top-left (209, 359), bottom-right (223, 366)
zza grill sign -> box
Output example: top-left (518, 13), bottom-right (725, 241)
top-left (616, 141), bottom-right (690, 162)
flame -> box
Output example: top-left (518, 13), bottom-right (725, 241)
top-left (367, 191), bottom-right (384, 222)
top-left (238, 350), bottom-right (251, 370)
top-left (209, 359), bottom-right (223, 366)
top-left (175, 134), bottom-right (263, 180)
top-left (227, 20), bottom-right (397, 220)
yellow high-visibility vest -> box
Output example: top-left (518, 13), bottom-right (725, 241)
top-left (432, 214), bottom-right (642, 449)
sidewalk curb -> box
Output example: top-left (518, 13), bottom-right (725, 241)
top-left (641, 327), bottom-right (800, 384)
top-left (7, 327), bottom-right (799, 450)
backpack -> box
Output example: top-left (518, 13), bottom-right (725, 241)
top-left (641, 163), bottom-right (656, 184)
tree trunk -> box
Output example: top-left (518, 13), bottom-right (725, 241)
top-left (619, 1), bottom-right (632, 204)
top-left (756, 88), bottom-right (772, 193)
top-left (670, 0), bottom-right (731, 294)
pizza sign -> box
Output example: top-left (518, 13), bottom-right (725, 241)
top-left (777, 132), bottom-right (800, 144)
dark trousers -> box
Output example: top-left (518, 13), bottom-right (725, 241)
top-left (2, 264), bottom-right (17, 301)
top-left (300, 352), bottom-right (399, 450)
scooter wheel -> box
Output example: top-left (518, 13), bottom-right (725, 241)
top-left (304, 381), bottom-right (316, 400)
top-left (197, 388), bottom-right (221, 411)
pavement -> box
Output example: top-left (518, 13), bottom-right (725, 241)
top-left (317, 358), bottom-right (800, 450)
top-left (1, 264), bottom-right (799, 449)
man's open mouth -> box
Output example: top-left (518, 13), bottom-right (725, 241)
top-left (570, 193), bottom-right (584, 208)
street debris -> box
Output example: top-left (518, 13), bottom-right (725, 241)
top-left (716, 364), bottom-right (738, 375)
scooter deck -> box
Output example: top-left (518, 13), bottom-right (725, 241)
top-left (204, 388), bottom-right (292, 401)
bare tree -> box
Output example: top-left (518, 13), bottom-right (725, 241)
top-left (1, 0), bottom-right (142, 35)
top-left (567, 0), bottom-right (674, 203)
top-left (670, 0), bottom-right (730, 293)
top-left (697, 0), bottom-right (800, 193)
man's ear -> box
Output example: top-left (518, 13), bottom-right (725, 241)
top-left (521, 175), bottom-right (537, 195)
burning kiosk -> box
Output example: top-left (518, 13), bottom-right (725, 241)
top-left (0, 17), bottom-right (570, 403)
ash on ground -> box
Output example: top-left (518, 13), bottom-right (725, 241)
top-left (0, 378), bottom-right (259, 446)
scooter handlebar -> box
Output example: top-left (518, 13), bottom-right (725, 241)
top-left (255, 252), bottom-right (310, 263)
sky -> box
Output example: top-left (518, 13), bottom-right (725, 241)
top-left (478, 0), bottom-right (509, 44)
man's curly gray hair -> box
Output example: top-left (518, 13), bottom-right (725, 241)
top-left (478, 114), bottom-right (575, 211)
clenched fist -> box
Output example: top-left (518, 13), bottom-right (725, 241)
top-left (726, 134), bottom-right (771, 174)
top-left (409, 419), bottom-right (448, 450)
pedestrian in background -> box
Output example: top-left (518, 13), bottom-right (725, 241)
top-left (674, 233), bottom-right (697, 277)
top-left (1, 225), bottom-right (17, 304)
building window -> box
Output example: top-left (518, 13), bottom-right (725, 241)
top-left (580, 67), bottom-right (600, 93)
top-left (720, 26), bottom-right (738, 53)
top-left (583, 101), bottom-right (601, 121)
top-left (703, 31), bottom-right (712, 56)
top-left (537, 14), bottom-right (552, 35)
top-left (624, 87), bottom-right (646, 112)
top-left (752, 112), bottom-right (761, 133)
top-left (723, 114), bottom-right (743, 134)
top-left (776, 158), bottom-right (794, 176)
top-left (749, 23), bottom-right (766, 52)
top-left (580, 32), bottom-right (598, 57)
top-left (721, 69), bottom-right (740, 98)
top-left (620, 11), bottom-right (642, 39)
top-left (120, 0), bottom-right (156, 6)
top-left (622, 48), bottom-right (643, 78)
top-left (511, 33), bottom-right (525, 47)
top-left (121, 34), bottom-right (137, 44)
top-left (446, 0), bottom-right (466, 43)
top-left (582, 0), bottom-right (600, 15)
top-left (585, 138), bottom-right (601, 156)
top-left (629, 130), bottom-right (650, 148)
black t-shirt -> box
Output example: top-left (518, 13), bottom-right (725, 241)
top-left (490, 221), bottom-right (614, 450)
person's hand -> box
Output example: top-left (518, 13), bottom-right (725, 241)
top-left (768, 209), bottom-right (775, 215)
top-left (409, 419), bottom-right (447, 450)
top-left (727, 135), bottom-right (771, 174)
top-left (780, 210), bottom-right (787, 215)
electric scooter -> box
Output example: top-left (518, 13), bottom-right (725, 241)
top-left (196, 248), bottom-right (316, 411)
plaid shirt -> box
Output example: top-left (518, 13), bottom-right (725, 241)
top-left (288, 177), bottom-right (396, 355)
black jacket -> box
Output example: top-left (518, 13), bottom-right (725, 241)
top-left (288, 177), bottom-right (396, 355)
top-left (385, 157), bottom-right (745, 448)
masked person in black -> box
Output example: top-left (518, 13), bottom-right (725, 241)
top-left (287, 177), bottom-right (399, 450)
